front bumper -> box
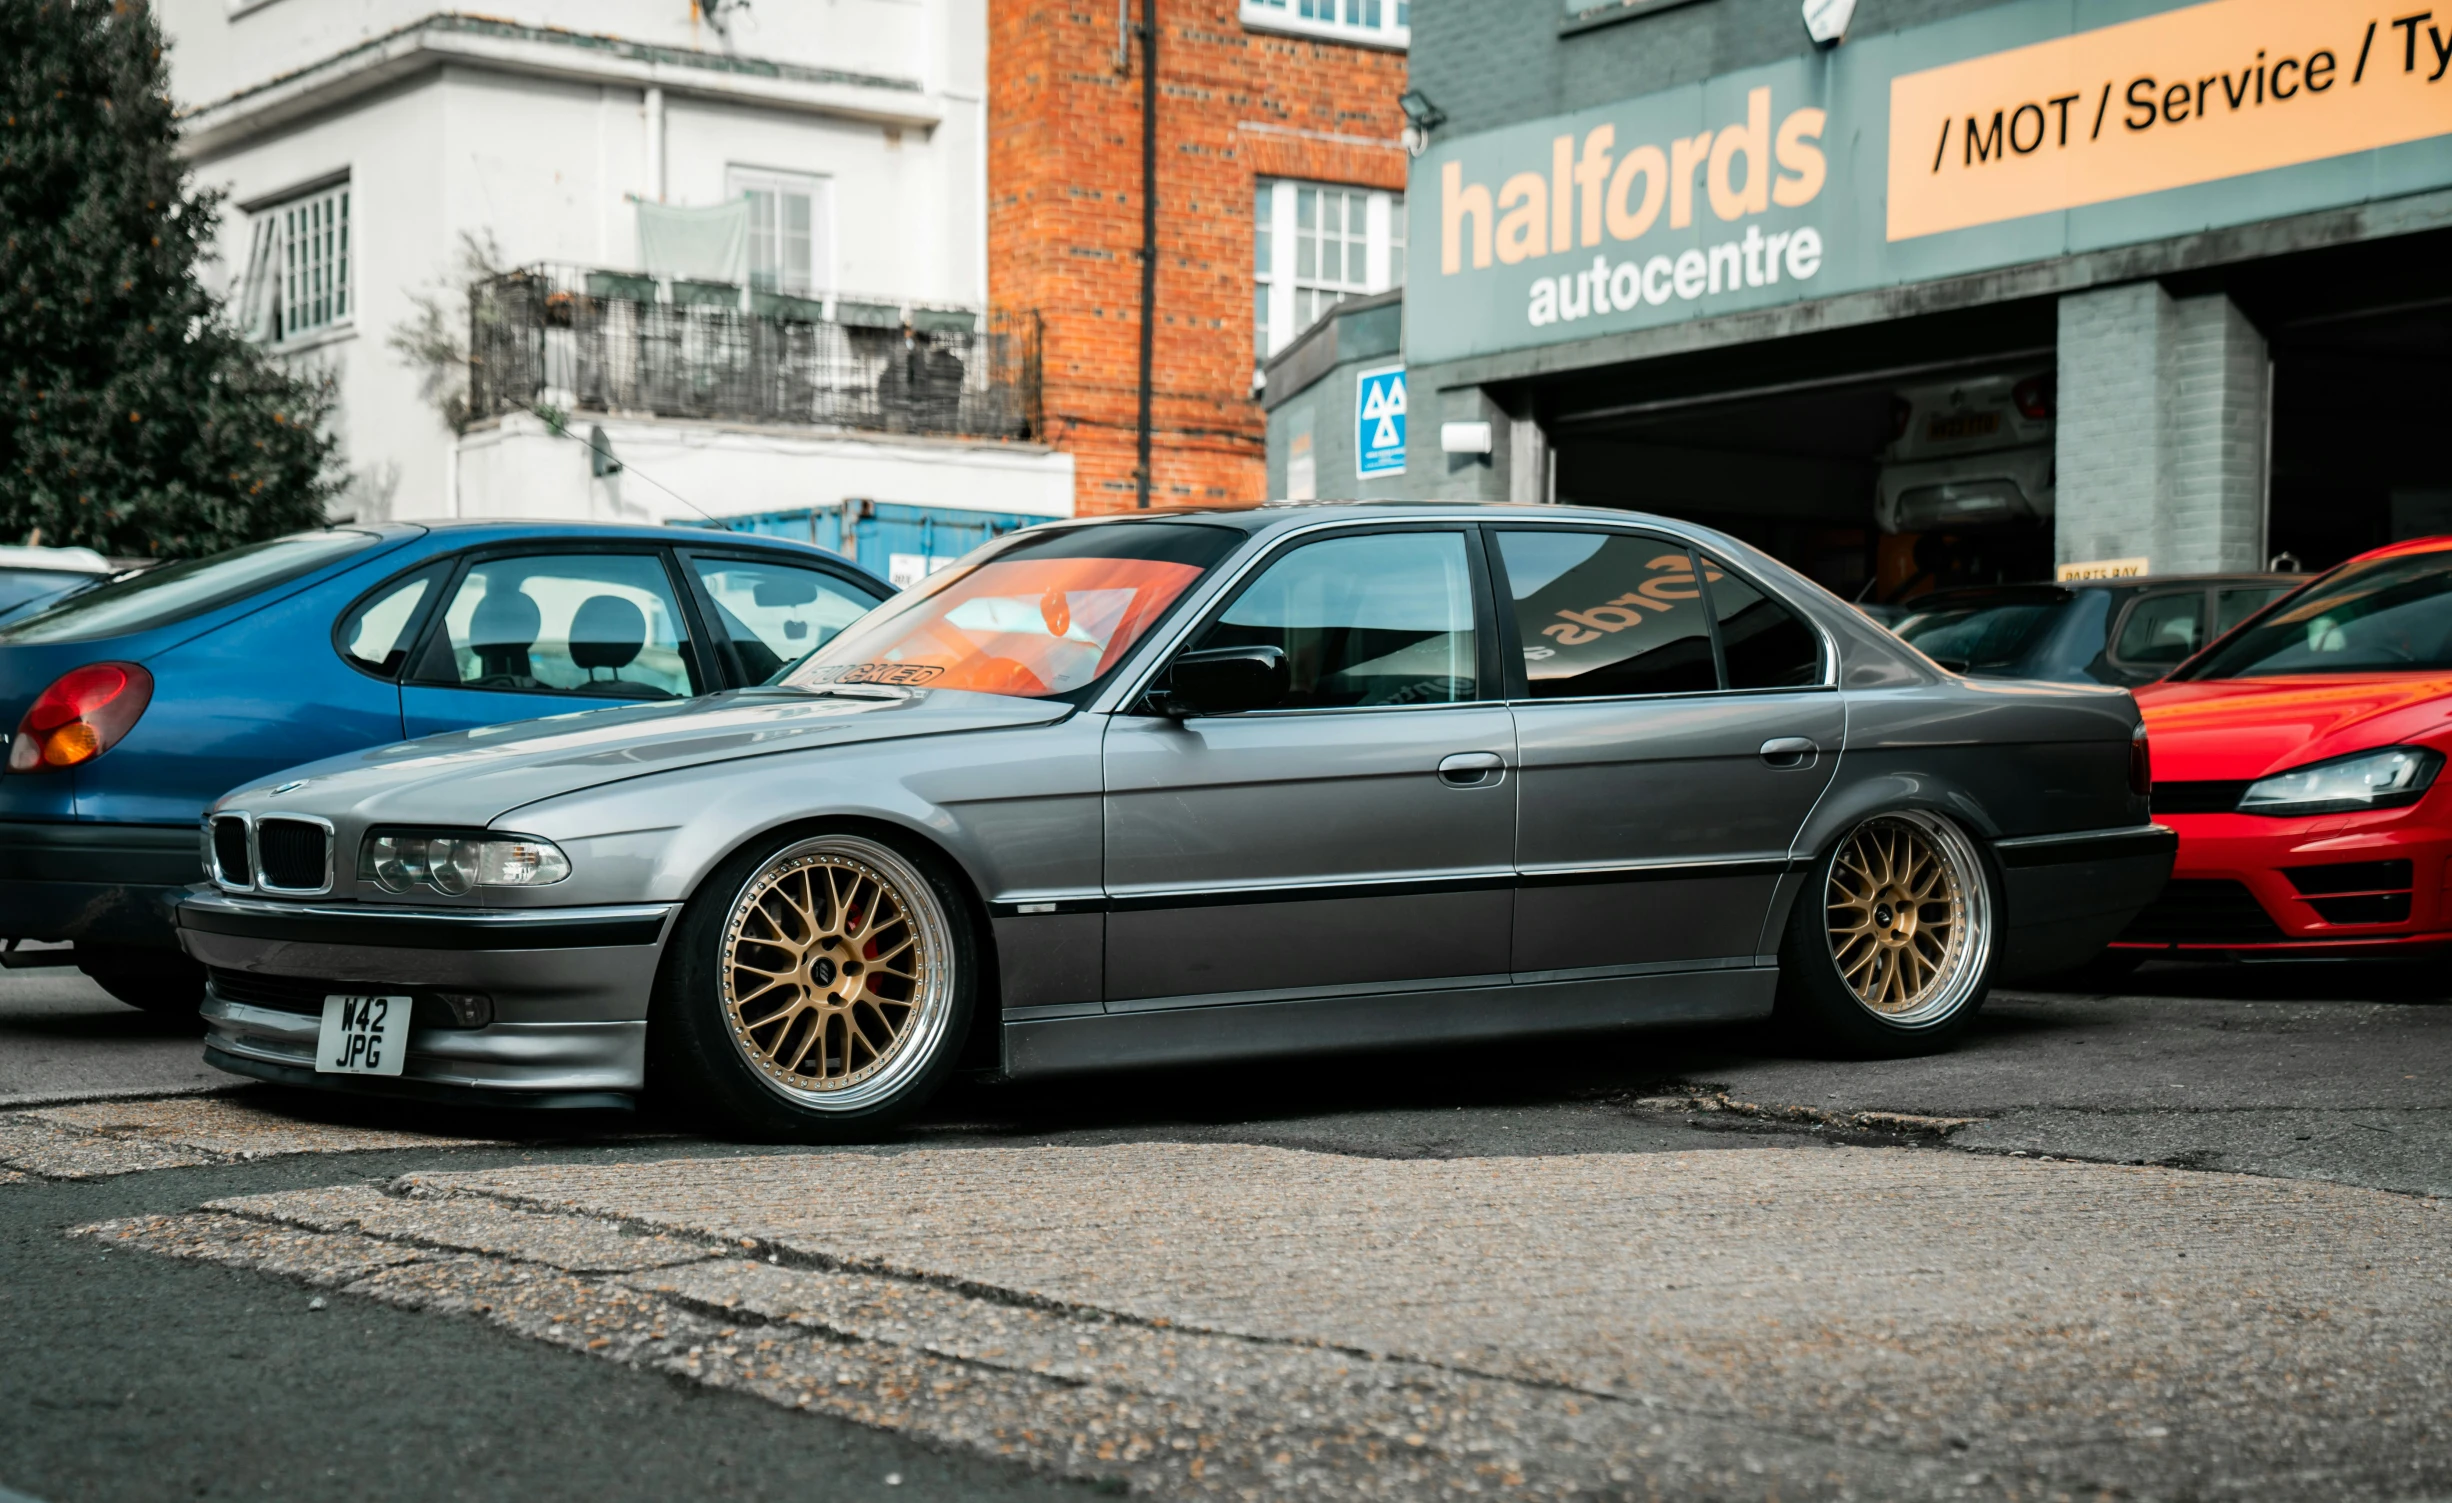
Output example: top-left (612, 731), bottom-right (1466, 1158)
top-left (0, 818), bottom-right (200, 949)
top-left (179, 890), bottom-right (676, 1105)
top-left (2108, 806), bottom-right (2452, 956)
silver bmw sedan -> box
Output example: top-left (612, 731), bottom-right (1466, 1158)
top-left (180, 504), bottom-right (2173, 1138)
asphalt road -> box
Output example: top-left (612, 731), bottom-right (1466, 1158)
top-left (0, 965), bottom-right (223, 1107)
top-left (3, 961), bottom-right (2448, 1501)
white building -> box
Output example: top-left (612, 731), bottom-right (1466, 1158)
top-left (158, 0), bottom-right (1072, 558)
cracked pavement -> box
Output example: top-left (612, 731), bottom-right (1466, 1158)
top-left (3, 959), bottom-right (2450, 1501)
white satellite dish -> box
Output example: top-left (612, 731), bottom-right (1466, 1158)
top-left (1803, 0), bottom-right (1856, 45)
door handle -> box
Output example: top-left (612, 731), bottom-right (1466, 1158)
top-left (1759, 737), bottom-right (1818, 769)
top-left (1438, 751), bottom-right (1506, 787)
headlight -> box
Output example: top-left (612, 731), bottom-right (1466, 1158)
top-left (2238, 747), bottom-right (2443, 816)
top-left (359, 830), bottom-right (571, 893)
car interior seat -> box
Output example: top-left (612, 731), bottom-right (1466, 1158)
top-left (568, 593), bottom-right (664, 696)
top-left (467, 585), bottom-right (543, 686)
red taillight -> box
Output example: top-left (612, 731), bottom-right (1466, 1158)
top-left (2129, 723), bottom-right (2152, 798)
top-left (1890, 397), bottom-right (1914, 441)
top-left (2013, 375), bottom-right (2057, 421)
top-left (6, 663), bottom-right (154, 774)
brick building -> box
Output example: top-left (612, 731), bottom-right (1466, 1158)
top-left (991, 1), bottom-right (1410, 514)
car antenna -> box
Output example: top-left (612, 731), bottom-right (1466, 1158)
top-left (524, 403), bottom-right (722, 525)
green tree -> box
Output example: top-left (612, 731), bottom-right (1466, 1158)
top-left (0, 0), bottom-right (340, 559)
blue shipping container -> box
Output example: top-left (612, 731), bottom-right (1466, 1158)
top-left (685, 500), bottom-right (1055, 588)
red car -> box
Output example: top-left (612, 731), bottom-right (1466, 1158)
top-left (2115, 537), bottom-right (2452, 960)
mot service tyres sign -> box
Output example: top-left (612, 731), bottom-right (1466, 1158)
top-left (1407, 0), bottom-right (2452, 365)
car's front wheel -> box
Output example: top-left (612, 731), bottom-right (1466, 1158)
top-left (652, 831), bottom-right (975, 1141)
top-left (1775, 810), bottom-right (1996, 1057)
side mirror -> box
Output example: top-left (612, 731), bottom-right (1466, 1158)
top-left (1157, 645), bottom-right (1288, 717)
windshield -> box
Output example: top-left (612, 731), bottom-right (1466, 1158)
top-left (1893, 595), bottom-right (2066, 673)
top-left (782, 522), bottom-right (1241, 699)
top-left (2181, 550), bottom-right (2452, 678)
top-left (0, 531), bottom-right (384, 644)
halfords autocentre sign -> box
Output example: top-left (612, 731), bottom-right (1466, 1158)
top-left (1407, 0), bottom-right (2452, 366)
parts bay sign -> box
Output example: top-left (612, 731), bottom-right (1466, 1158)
top-left (1408, 0), bottom-right (2452, 367)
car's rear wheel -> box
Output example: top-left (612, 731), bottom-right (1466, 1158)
top-left (78, 948), bottom-right (206, 1021)
top-left (652, 830), bottom-right (974, 1141)
top-left (1776, 810), bottom-right (1996, 1056)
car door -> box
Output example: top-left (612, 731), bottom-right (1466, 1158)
top-left (1496, 528), bottom-right (1842, 976)
top-left (1101, 524), bottom-right (1517, 1007)
top-left (400, 547), bottom-right (715, 738)
top-left (676, 549), bottom-right (890, 685)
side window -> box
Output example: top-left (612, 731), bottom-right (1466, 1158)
top-left (1186, 530), bottom-right (1479, 710)
top-left (688, 557), bottom-right (878, 683)
top-left (1701, 555), bottom-right (1824, 689)
top-left (411, 553), bottom-right (701, 700)
top-left (2113, 591), bottom-right (2207, 666)
top-left (1497, 530), bottom-right (1715, 698)
top-left (2216, 585), bottom-right (2290, 637)
top-left (337, 563), bottom-right (447, 678)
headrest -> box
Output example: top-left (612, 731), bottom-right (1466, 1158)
top-left (468, 585), bottom-right (542, 646)
top-left (569, 594), bottom-right (648, 672)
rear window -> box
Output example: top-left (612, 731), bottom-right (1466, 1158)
top-left (0, 568), bottom-right (96, 618)
top-left (1893, 596), bottom-right (2066, 674)
top-left (0, 531), bottom-right (382, 644)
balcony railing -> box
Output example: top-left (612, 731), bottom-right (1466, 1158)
top-left (467, 264), bottom-right (1039, 441)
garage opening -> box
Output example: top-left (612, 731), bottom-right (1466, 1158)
top-left (2218, 227), bottom-right (2452, 574)
top-left (1533, 224), bottom-right (2452, 603)
top-left (1538, 300), bottom-right (2062, 610)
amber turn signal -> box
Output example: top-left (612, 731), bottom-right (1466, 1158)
top-left (6, 662), bottom-right (155, 774)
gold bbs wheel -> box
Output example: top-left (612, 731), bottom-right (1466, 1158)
top-left (1824, 812), bottom-right (1992, 1027)
top-left (719, 836), bottom-right (955, 1112)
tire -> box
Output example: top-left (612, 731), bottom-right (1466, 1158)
top-left (650, 829), bottom-right (976, 1142)
top-left (1775, 810), bottom-right (1997, 1058)
top-left (78, 949), bottom-right (206, 1019)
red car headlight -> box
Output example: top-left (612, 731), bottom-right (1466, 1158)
top-left (2238, 746), bottom-right (2442, 817)
top-left (6, 662), bottom-right (155, 774)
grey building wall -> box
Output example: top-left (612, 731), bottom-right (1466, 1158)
top-left (1264, 292), bottom-right (1525, 503)
top-left (1409, 0), bottom-right (2010, 139)
top-left (2056, 285), bottom-right (2269, 573)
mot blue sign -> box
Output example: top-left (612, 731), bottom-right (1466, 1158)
top-left (1355, 365), bottom-right (1407, 479)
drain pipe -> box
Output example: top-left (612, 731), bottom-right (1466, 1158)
top-left (644, 86), bottom-right (666, 202)
top-left (1133, 0), bottom-right (1158, 509)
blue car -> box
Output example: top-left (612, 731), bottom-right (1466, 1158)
top-left (0, 520), bottom-right (892, 1010)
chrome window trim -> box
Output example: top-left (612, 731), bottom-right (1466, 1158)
top-left (208, 811), bottom-right (255, 894)
top-left (248, 812), bottom-right (337, 897)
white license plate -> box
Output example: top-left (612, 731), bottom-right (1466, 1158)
top-left (316, 994), bottom-right (413, 1077)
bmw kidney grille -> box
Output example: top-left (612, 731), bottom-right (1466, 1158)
top-left (242, 816), bottom-right (332, 894)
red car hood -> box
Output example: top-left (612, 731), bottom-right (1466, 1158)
top-left (2134, 675), bottom-right (2452, 782)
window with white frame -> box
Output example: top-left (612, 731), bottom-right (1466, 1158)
top-left (728, 167), bottom-right (833, 298)
top-left (235, 179), bottom-right (350, 344)
top-left (1253, 179), bottom-right (1405, 362)
top-left (1240, 0), bottom-right (1408, 46)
